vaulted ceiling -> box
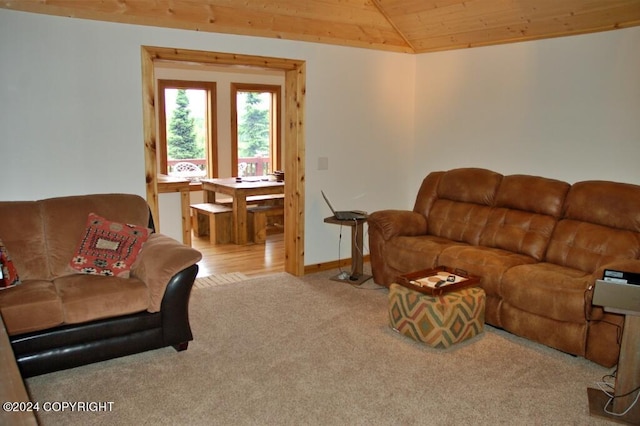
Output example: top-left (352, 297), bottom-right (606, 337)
top-left (2, 0), bottom-right (640, 53)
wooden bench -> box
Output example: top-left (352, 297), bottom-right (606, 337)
top-left (247, 205), bottom-right (285, 244)
top-left (215, 194), bottom-right (284, 207)
top-left (190, 203), bottom-right (233, 244)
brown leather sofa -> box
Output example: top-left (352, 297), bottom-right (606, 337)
top-left (368, 168), bottom-right (640, 367)
top-left (0, 193), bottom-right (202, 377)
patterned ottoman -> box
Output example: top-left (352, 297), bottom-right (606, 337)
top-left (388, 283), bottom-right (486, 349)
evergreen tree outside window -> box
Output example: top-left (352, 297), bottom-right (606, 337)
top-left (158, 80), bottom-right (217, 180)
top-left (238, 92), bottom-right (270, 158)
top-left (231, 83), bottom-right (281, 177)
top-left (168, 89), bottom-right (203, 160)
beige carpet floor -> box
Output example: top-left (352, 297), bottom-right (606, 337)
top-left (25, 269), bottom-right (616, 425)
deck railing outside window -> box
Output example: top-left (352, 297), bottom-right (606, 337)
top-left (167, 157), bottom-right (270, 179)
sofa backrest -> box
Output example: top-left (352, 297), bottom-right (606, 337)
top-left (479, 174), bottom-right (570, 260)
top-left (0, 194), bottom-right (151, 280)
top-left (0, 201), bottom-right (48, 281)
top-left (422, 168), bottom-right (503, 245)
top-left (546, 181), bottom-right (640, 272)
top-left (412, 171), bottom-right (444, 217)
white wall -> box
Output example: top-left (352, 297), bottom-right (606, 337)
top-left (413, 26), bottom-right (640, 191)
top-left (3, 9), bottom-right (638, 267)
top-left (0, 9), bottom-right (415, 265)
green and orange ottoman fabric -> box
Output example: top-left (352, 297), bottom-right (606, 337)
top-left (389, 283), bottom-right (486, 348)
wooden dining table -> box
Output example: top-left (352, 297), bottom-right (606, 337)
top-left (200, 177), bottom-right (285, 245)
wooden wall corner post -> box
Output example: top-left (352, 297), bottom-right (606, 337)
top-left (285, 63), bottom-right (306, 277)
top-left (141, 46), bottom-right (159, 228)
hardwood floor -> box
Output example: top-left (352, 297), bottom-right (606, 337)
top-left (191, 232), bottom-right (285, 278)
top-left (191, 228), bottom-right (366, 279)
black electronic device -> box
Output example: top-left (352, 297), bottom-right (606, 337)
top-left (321, 190), bottom-right (367, 220)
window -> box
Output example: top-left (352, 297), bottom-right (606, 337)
top-left (231, 83), bottom-right (281, 177)
top-left (158, 80), bottom-right (217, 180)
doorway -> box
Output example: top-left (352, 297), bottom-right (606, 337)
top-left (141, 46), bottom-right (306, 276)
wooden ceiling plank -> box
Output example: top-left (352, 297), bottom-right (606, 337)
top-left (189, 0), bottom-right (392, 26)
top-left (1, 0), bottom-right (638, 54)
top-left (396, 0), bottom-right (640, 41)
top-left (0, 0), bottom-right (412, 52)
top-left (4, 0), bottom-right (431, 32)
top-left (201, 5), bottom-right (409, 49)
top-left (378, 0), bottom-right (467, 16)
top-left (412, 2), bottom-right (640, 53)
top-left (420, 2), bottom-right (640, 41)
top-left (389, 0), bottom-right (510, 38)
top-left (526, 3), bottom-right (640, 34)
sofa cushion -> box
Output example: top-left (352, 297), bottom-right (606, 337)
top-left (501, 262), bottom-right (591, 323)
top-left (426, 168), bottom-right (502, 245)
top-left (439, 246), bottom-right (538, 298)
top-left (563, 180), bottom-right (640, 232)
top-left (0, 239), bottom-right (21, 289)
top-left (54, 274), bottom-right (149, 325)
top-left (427, 200), bottom-right (495, 246)
top-left (70, 213), bottom-right (151, 278)
top-left (0, 201), bottom-right (49, 280)
top-left (436, 168), bottom-right (503, 206)
top-left (0, 280), bottom-right (64, 335)
top-left (438, 245), bottom-right (538, 327)
top-left (545, 220), bottom-right (640, 273)
top-left (40, 194), bottom-right (151, 279)
top-left (546, 180), bottom-right (640, 272)
top-left (479, 174), bottom-right (570, 260)
top-left (479, 208), bottom-right (558, 261)
top-left (494, 174), bottom-right (570, 218)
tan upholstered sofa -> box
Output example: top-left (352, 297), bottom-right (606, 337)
top-left (0, 193), bottom-right (202, 377)
top-left (368, 168), bottom-right (640, 367)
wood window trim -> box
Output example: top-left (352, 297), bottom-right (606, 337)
top-left (141, 46), bottom-right (306, 277)
top-left (157, 79), bottom-right (218, 177)
top-left (230, 83), bottom-right (282, 175)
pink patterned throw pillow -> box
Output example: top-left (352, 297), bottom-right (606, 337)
top-left (70, 213), bottom-right (151, 278)
top-left (0, 238), bottom-right (21, 289)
